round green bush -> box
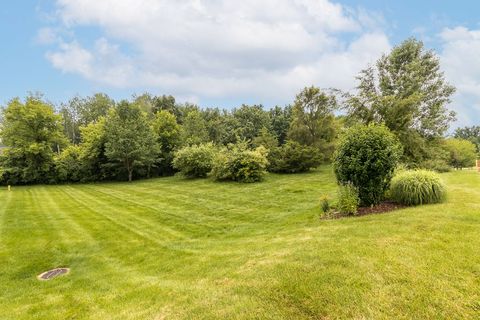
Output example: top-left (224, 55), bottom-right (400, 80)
top-left (172, 143), bottom-right (216, 178)
top-left (390, 170), bottom-right (446, 206)
top-left (333, 124), bottom-right (402, 206)
top-left (268, 141), bottom-right (321, 173)
top-left (211, 143), bottom-right (268, 183)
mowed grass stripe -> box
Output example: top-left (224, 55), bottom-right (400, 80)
top-left (33, 187), bottom-right (96, 244)
top-left (0, 189), bottom-right (14, 244)
top-left (79, 184), bottom-right (219, 234)
top-left (59, 186), bottom-right (189, 248)
top-left (85, 170), bottom-right (334, 232)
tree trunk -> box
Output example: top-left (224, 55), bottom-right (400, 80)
top-left (128, 169), bottom-right (133, 182)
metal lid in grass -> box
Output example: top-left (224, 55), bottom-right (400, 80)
top-left (37, 268), bottom-right (70, 280)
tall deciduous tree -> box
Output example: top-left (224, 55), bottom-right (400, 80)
top-left (0, 96), bottom-right (67, 184)
top-left (180, 110), bottom-right (209, 146)
top-left (104, 101), bottom-right (159, 182)
top-left (232, 104), bottom-right (271, 143)
top-left (78, 117), bottom-right (110, 181)
top-left (288, 86), bottom-right (337, 160)
top-left (152, 110), bottom-right (181, 175)
top-left (345, 38), bottom-right (456, 164)
top-left (152, 95), bottom-right (176, 114)
top-left (60, 93), bottom-right (114, 144)
top-left (270, 105), bottom-right (292, 145)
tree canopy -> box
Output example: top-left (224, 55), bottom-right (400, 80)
top-left (0, 96), bottom-right (66, 184)
top-left (104, 101), bottom-right (159, 181)
top-left (345, 38), bottom-right (456, 164)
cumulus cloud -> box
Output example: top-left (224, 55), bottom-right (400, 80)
top-left (439, 26), bottom-right (480, 127)
top-left (42, 0), bottom-right (390, 104)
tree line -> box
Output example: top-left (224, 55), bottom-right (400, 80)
top-left (0, 38), bottom-right (478, 185)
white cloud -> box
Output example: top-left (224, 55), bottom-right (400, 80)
top-left (439, 26), bottom-right (480, 127)
top-left (43, 0), bottom-right (390, 105)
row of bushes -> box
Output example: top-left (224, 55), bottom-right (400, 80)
top-left (172, 141), bottom-right (321, 182)
top-left (172, 143), bottom-right (270, 182)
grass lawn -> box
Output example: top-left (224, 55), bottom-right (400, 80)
top-left (0, 166), bottom-right (479, 319)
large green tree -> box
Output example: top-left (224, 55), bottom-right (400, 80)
top-left (152, 110), bottom-right (181, 175)
top-left (288, 86), bottom-right (337, 160)
top-left (0, 96), bottom-right (67, 184)
top-left (60, 93), bottom-right (114, 144)
top-left (232, 104), bottom-right (271, 143)
top-left (346, 38), bottom-right (456, 164)
top-left (104, 101), bottom-right (159, 182)
top-left (77, 117), bottom-right (110, 181)
top-left (180, 110), bottom-right (209, 146)
top-left (270, 105), bottom-right (292, 145)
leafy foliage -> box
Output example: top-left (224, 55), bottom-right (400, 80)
top-left (55, 145), bottom-right (82, 182)
top-left (345, 38), bottom-right (456, 164)
top-left (288, 86), bottom-right (337, 160)
top-left (336, 183), bottom-right (360, 215)
top-left (0, 96), bottom-right (66, 184)
top-left (76, 117), bottom-right (110, 181)
top-left (60, 93), bottom-right (114, 144)
top-left (232, 105), bottom-right (271, 143)
top-left (333, 124), bottom-right (402, 206)
top-left (212, 143), bottom-right (269, 183)
top-left (390, 170), bottom-right (446, 206)
top-left (268, 141), bottom-right (321, 173)
top-left (319, 195), bottom-right (330, 213)
top-left (152, 110), bottom-right (181, 175)
top-left (454, 126), bottom-right (480, 154)
top-left (104, 101), bottom-right (159, 182)
top-left (252, 127), bottom-right (278, 150)
top-left (270, 105), bottom-right (292, 145)
top-left (444, 138), bottom-right (477, 169)
top-left (173, 143), bottom-right (216, 178)
top-left (180, 110), bottom-right (209, 146)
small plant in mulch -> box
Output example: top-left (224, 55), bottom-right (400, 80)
top-left (319, 194), bottom-right (331, 213)
top-left (321, 200), bottom-right (406, 220)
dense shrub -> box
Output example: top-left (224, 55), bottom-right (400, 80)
top-left (172, 143), bottom-right (216, 178)
top-left (333, 124), bottom-right (402, 206)
top-left (336, 183), bottom-right (360, 215)
top-left (420, 158), bottom-right (451, 173)
top-left (55, 145), bottom-right (82, 182)
top-left (268, 141), bottom-right (321, 173)
top-left (444, 138), bottom-right (477, 169)
top-left (390, 170), bottom-right (446, 206)
top-left (211, 143), bottom-right (268, 182)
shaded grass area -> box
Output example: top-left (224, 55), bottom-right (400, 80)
top-left (0, 166), bottom-right (479, 319)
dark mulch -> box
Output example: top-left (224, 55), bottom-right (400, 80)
top-left (356, 201), bottom-right (407, 216)
top-left (322, 201), bottom-right (407, 220)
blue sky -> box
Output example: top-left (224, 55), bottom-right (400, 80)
top-left (1, 1), bottom-right (480, 128)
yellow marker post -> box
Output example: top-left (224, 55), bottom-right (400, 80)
top-left (7, 185), bottom-right (11, 191)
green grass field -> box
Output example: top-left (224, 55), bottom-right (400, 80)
top-left (0, 166), bottom-right (479, 319)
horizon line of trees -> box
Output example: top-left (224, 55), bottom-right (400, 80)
top-left (0, 38), bottom-right (479, 185)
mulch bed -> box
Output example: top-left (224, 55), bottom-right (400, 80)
top-left (322, 201), bottom-right (407, 220)
top-left (356, 201), bottom-right (407, 216)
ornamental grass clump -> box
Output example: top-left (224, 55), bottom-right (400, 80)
top-left (390, 170), bottom-right (446, 206)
